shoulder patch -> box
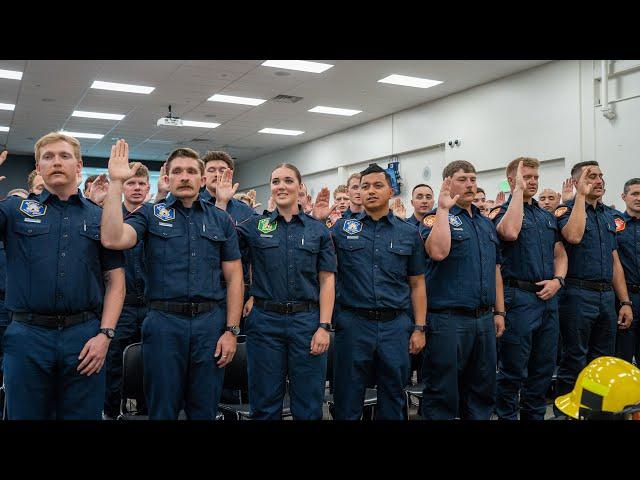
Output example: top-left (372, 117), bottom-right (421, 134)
top-left (422, 215), bottom-right (436, 228)
top-left (153, 203), bottom-right (175, 221)
top-left (615, 217), bottom-right (626, 232)
top-left (19, 200), bottom-right (47, 217)
top-left (488, 207), bottom-right (501, 220)
top-left (554, 206), bottom-right (568, 218)
top-left (257, 218), bottom-right (277, 234)
top-left (343, 219), bottom-right (362, 235)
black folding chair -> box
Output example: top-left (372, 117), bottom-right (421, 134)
top-left (117, 342), bottom-right (148, 420)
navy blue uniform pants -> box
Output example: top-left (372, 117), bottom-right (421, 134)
top-left (496, 286), bottom-right (558, 420)
top-left (141, 307), bottom-right (226, 420)
top-left (421, 311), bottom-right (497, 420)
top-left (2, 316), bottom-right (105, 420)
top-left (0, 298), bottom-right (9, 373)
top-left (615, 291), bottom-right (640, 364)
top-left (104, 305), bottom-right (147, 416)
top-left (556, 287), bottom-right (617, 398)
top-left (245, 307), bottom-right (326, 420)
top-left (333, 309), bottom-right (412, 420)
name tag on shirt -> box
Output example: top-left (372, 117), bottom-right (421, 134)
top-left (347, 235), bottom-right (360, 239)
top-left (260, 234), bottom-right (273, 238)
top-left (24, 218), bottom-right (42, 224)
top-left (452, 227), bottom-right (464, 231)
top-left (158, 222), bottom-right (173, 227)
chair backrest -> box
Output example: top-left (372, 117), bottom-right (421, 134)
top-left (222, 335), bottom-right (248, 391)
top-left (326, 331), bottom-right (335, 389)
top-left (121, 342), bottom-right (144, 401)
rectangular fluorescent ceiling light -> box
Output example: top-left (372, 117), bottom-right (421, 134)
top-left (72, 110), bottom-right (125, 121)
top-left (182, 120), bottom-right (220, 129)
top-left (207, 94), bottom-right (266, 106)
top-left (91, 80), bottom-right (155, 94)
top-left (262, 60), bottom-right (333, 73)
top-left (378, 74), bottom-right (443, 89)
top-left (0, 126), bottom-right (9, 132)
top-left (259, 128), bottom-right (304, 136)
top-left (59, 130), bottom-right (104, 139)
top-left (0, 69), bottom-right (23, 80)
top-left (0, 103), bottom-right (15, 111)
top-left (309, 105), bottom-right (362, 116)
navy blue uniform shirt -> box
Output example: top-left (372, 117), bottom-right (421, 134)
top-left (330, 211), bottom-right (426, 310)
top-left (0, 241), bottom-right (6, 294)
top-left (200, 189), bottom-right (255, 225)
top-left (420, 204), bottom-right (501, 310)
top-left (237, 208), bottom-right (336, 303)
top-left (614, 211), bottom-right (639, 286)
top-left (555, 199), bottom-right (618, 282)
top-left (405, 214), bottom-right (422, 229)
top-left (490, 196), bottom-right (559, 282)
top-left (125, 195), bottom-right (241, 302)
top-left (0, 189), bottom-right (124, 314)
top-left (122, 204), bottom-right (147, 301)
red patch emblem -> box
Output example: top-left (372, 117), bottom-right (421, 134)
top-left (615, 217), bottom-right (626, 232)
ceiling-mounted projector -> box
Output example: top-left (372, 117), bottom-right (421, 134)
top-left (157, 105), bottom-right (182, 127)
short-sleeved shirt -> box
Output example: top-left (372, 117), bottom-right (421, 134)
top-left (125, 195), bottom-right (241, 302)
top-left (0, 189), bottom-right (124, 314)
top-left (330, 211), bottom-right (426, 309)
top-left (237, 208), bottom-right (336, 303)
top-left (122, 204), bottom-right (147, 301)
top-left (420, 204), bottom-right (501, 310)
top-left (555, 199), bottom-right (619, 282)
top-left (405, 214), bottom-right (422, 229)
top-left (614, 210), bottom-right (639, 286)
top-left (199, 189), bottom-right (255, 225)
top-left (490, 196), bottom-right (559, 282)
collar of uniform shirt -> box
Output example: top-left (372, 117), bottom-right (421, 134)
top-left (37, 188), bottom-right (84, 205)
top-left (269, 207), bottom-right (307, 224)
top-left (354, 210), bottom-right (395, 224)
top-left (505, 194), bottom-right (539, 208)
top-left (622, 210), bottom-right (640, 221)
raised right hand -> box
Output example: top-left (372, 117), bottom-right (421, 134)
top-left (0, 150), bottom-right (7, 182)
top-left (107, 140), bottom-right (139, 182)
top-left (157, 164), bottom-right (170, 195)
top-left (438, 177), bottom-right (459, 210)
top-left (561, 177), bottom-right (575, 203)
top-left (575, 167), bottom-right (594, 197)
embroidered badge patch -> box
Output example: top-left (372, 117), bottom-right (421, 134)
top-left (488, 208), bottom-right (501, 220)
top-left (343, 219), bottom-right (363, 235)
top-left (615, 217), bottom-right (626, 232)
top-left (422, 215), bottom-right (436, 228)
top-left (19, 200), bottom-right (47, 217)
top-left (448, 215), bottom-right (463, 228)
top-left (153, 204), bottom-right (175, 222)
top-left (257, 218), bottom-right (277, 234)
top-left (554, 206), bottom-right (568, 218)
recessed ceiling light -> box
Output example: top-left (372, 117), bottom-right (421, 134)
top-left (308, 106), bottom-right (362, 116)
top-left (259, 128), bottom-right (304, 136)
top-left (378, 74), bottom-right (443, 89)
top-left (90, 80), bottom-right (155, 94)
top-left (0, 103), bottom-right (15, 111)
top-left (182, 120), bottom-right (220, 129)
top-left (59, 130), bottom-right (104, 139)
top-left (0, 69), bottom-right (22, 80)
top-left (72, 110), bottom-right (125, 121)
top-left (0, 126), bottom-right (9, 132)
top-left (261, 60), bottom-right (333, 73)
top-left (207, 94), bottom-right (266, 106)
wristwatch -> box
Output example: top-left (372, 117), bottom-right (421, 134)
top-left (621, 300), bottom-right (633, 307)
top-left (553, 276), bottom-right (565, 288)
top-left (318, 323), bottom-right (332, 331)
top-left (99, 328), bottom-right (116, 339)
top-left (225, 325), bottom-right (241, 336)
top-left (493, 311), bottom-right (506, 318)
top-left (413, 325), bottom-right (427, 332)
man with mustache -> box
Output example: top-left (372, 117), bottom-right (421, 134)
top-left (101, 143), bottom-right (243, 420)
top-left (489, 157), bottom-right (568, 420)
top-left (554, 161), bottom-right (633, 410)
top-left (420, 160), bottom-right (505, 420)
top-left (613, 178), bottom-right (640, 364)
top-left (0, 134), bottom-right (125, 420)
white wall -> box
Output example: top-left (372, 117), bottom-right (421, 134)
top-left (237, 60), bottom-right (640, 209)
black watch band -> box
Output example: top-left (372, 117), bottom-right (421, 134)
top-left (413, 325), bottom-right (427, 332)
top-left (493, 311), bottom-right (506, 318)
top-left (99, 328), bottom-right (115, 339)
top-left (553, 276), bottom-right (565, 288)
top-left (621, 300), bottom-right (633, 307)
top-left (318, 323), bottom-right (332, 331)
top-left (225, 325), bottom-right (240, 336)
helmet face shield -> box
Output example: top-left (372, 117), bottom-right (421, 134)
top-left (555, 357), bottom-right (640, 419)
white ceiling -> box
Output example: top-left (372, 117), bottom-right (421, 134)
top-left (0, 60), bottom-right (549, 163)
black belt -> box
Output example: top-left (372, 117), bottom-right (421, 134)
top-left (428, 306), bottom-right (493, 318)
top-left (627, 283), bottom-right (640, 294)
top-left (10, 311), bottom-right (95, 329)
top-left (505, 279), bottom-right (543, 293)
top-left (565, 278), bottom-right (612, 292)
top-left (254, 298), bottom-right (318, 314)
top-left (149, 301), bottom-right (219, 316)
top-left (342, 306), bottom-right (402, 321)
top-left (124, 294), bottom-right (146, 306)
